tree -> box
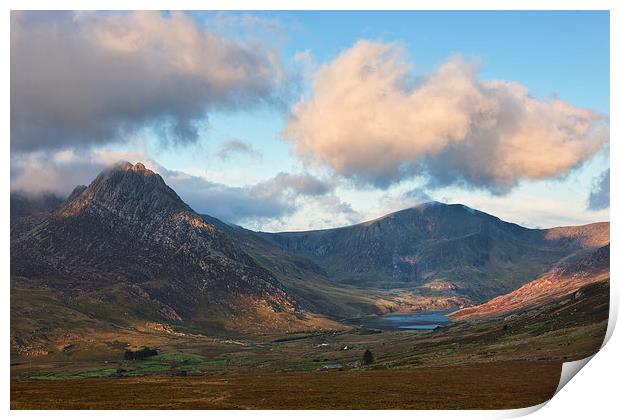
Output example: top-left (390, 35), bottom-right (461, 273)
top-left (362, 349), bottom-right (374, 365)
top-left (123, 347), bottom-right (158, 361)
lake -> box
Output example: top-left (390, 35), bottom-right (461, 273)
top-left (344, 308), bottom-right (455, 331)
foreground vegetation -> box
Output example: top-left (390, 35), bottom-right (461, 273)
top-left (12, 361), bottom-right (561, 409)
top-left (11, 281), bottom-right (608, 409)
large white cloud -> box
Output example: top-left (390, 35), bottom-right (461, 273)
top-left (11, 11), bottom-right (289, 151)
top-left (283, 41), bottom-right (608, 192)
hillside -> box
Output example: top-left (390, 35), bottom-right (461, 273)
top-left (450, 244), bottom-right (610, 320)
top-left (259, 203), bottom-right (609, 301)
top-left (200, 214), bottom-right (471, 317)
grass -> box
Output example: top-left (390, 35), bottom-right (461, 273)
top-left (10, 281), bottom-right (609, 409)
top-left (26, 352), bottom-right (220, 380)
top-left (30, 368), bottom-right (119, 381)
top-left (123, 360), bottom-right (171, 376)
top-left (151, 352), bottom-right (205, 364)
top-left (11, 361), bottom-right (562, 409)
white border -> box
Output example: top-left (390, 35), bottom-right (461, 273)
top-left (3, 2), bottom-right (617, 419)
top-left (1, 1), bottom-right (617, 11)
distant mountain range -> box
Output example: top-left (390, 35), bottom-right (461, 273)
top-left (259, 204), bottom-right (608, 300)
top-left (10, 162), bottom-right (610, 343)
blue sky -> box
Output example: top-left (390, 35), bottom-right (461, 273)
top-left (167, 12), bottom-right (609, 156)
top-left (10, 10), bottom-right (610, 231)
top-left (198, 11), bottom-right (610, 110)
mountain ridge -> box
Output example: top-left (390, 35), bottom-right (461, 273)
top-left (10, 161), bottom-right (610, 341)
top-left (258, 202), bottom-right (608, 300)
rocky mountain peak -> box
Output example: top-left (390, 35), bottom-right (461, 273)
top-left (113, 161), bottom-right (155, 175)
top-left (57, 161), bottom-right (191, 220)
top-left (11, 161), bottom-right (301, 331)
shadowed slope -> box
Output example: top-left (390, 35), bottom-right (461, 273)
top-left (259, 203), bottom-right (608, 301)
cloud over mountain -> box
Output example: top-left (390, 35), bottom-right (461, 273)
top-left (283, 41), bottom-right (608, 192)
top-left (165, 169), bottom-right (334, 225)
top-left (11, 11), bottom-right (288, 151)
top-left (10, 150), bottom-right (337, 228)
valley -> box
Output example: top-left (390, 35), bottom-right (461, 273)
top-left (11, 277), bottom-right (609, 409)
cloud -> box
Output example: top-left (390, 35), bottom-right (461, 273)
top-left (207, 11), bottom-right (285, 34)
top-left (250, 172), bottom-right (332, 199)
top-left (588, 169), bottom-right (610, 210)
top-left (402, 188), bottom-right (433, 204)
top-left (456, 192), bottom-right (606, 229)
top-left (10, 149), bottom-right (336, 228)
top-left (216, 139), bottom-right (261, 160)
top-left (165, 169), bottom-right (333, 225)
top-left (313, 195), bottom-right (356, 216)
top-left (266, 193), bottom-right (360, 233)
top-left (283, 40), bottom-right (608, 192)
top-left (379, 187), bottom-right (434, 214)
top-left (10, 150), bottom-right (118, 196)
top-left (292, 50), bottom-right (316, 78)
top-left (11, 11), bottom-right (288, 152)
top-left (160, 170), bottom-right (291, 223)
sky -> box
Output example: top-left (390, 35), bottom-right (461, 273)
top-left (10, 10), bottom-right (610, 231)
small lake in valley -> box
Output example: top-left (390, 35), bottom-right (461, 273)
top-left (343, 308), bottom-right (456, 331)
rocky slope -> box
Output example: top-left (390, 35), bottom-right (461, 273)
top-left (259, 203), bottom-right (609, 301)
top-left (450, 244), bottom-right (610, 320)
top-left (10, 162), bottom-right (325, 334)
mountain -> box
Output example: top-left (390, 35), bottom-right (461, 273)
top-left (259, 203), bottom-right (609, 301)
top-left (450, 244), bottom-right (610, 320)
top-left (199, 214), bottom-right (471, 318)
top-left (10, 161), bottom-right (609, 352)
top-left (10, 162), bottom-right (334, 334)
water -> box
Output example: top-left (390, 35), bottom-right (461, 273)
top-left (344, 309), bottom-right (455, 331)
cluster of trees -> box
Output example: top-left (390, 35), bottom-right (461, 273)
top-left (123, 347), bottom-right (158, 360)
